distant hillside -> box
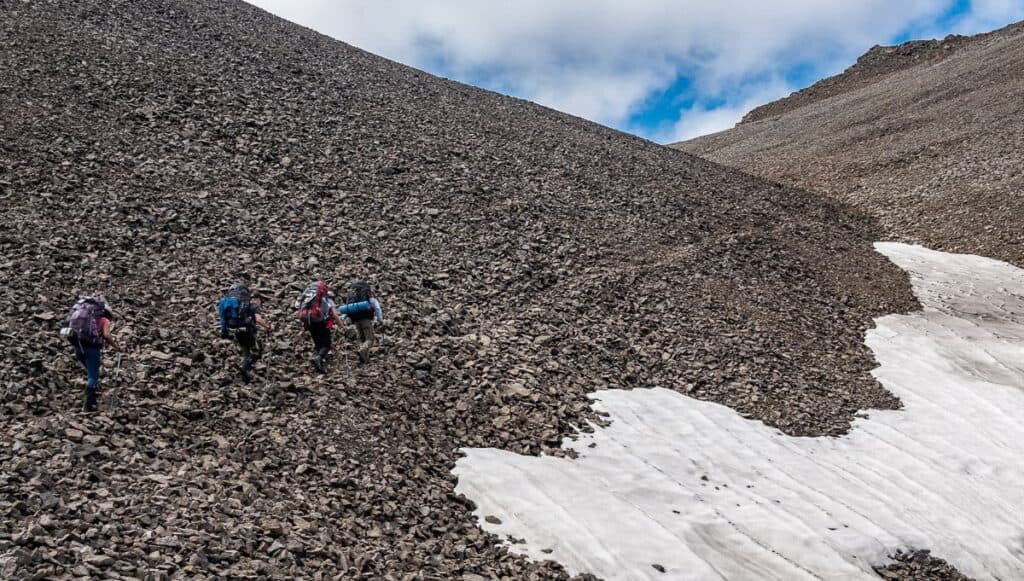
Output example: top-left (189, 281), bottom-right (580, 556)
top-left (678, 21), bottom-right (1024, 267)
top-left (743, 35), bottom-right (972, 124)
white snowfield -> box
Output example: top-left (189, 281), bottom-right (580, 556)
top-left (454, 243), bottom-right (1024, 580)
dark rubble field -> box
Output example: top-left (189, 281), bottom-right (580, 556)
top-left (1, 0), bottom-right (916, 578)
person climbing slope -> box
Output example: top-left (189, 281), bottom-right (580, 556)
top-left (337, 280), bottom-right (384, 363)
top-left (61, 297), bottom-right (121, 412)
top-left (218, 283), bottom-right (272, 383)
top-left (295, 280), bottom-right (344, 373)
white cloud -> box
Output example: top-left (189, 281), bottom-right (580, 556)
top-left (523, 67), bottom-right (670, 125)
top-left (248, 1), bottom-right (1017, 140)
top-left (948, 0), bottom-right (1024, 35)
top-left (664, 103), bottom-right (753, 142)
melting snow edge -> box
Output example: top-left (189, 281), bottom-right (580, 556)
top-left (453, 243), bottom-right (1024, 580)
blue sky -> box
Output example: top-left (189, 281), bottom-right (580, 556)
top-left (624, 0), bottom-right (977, 139)
top-left (250, 1), bottom-right (1024, 142)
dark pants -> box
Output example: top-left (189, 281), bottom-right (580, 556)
top-left (234, 329), bottom-right (261, 370)
top-left (308, 321), bottom-right (331, 359)
top-left (75, 346), bottom-right (102, 390)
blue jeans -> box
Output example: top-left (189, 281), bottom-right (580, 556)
top-left (74, 346), bottom-right (102, 392)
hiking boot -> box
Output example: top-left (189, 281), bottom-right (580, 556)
top-left (357, 349), bottom-right (369, 364)
top-left (81, 389), bottom-right (98, 413)
top-left (239, 365), bottom-right (252, 384)
top-left (312, 355), bottom-right (325, 373)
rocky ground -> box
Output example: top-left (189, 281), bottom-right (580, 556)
top-left (1, 0), bottom-right (920, 578)
top-left (876, 551), bottom-right (972, 581)
top-left (678, 20), bottom-right (1024, 268)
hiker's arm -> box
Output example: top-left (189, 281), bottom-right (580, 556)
top-left (331, 307), bottom-right (344, 327)
top-left (101, 320), bottom-right (121, 351)
top-left (255, 313), bottom-right (272, 332)
top-left (370, 298), bottom-right (383, 322)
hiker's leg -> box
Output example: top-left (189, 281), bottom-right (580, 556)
top-left (237, 331), bottom-right (260, 382)
top-left (307, 325), bottom-right (322, 354)
top-left (81, 347), bottom-right (102, 411)
top-left (252, 334), bottom-right (263, 361)
top-left (313, 324), bottom-right (331, 359)
top-left (351, 322), bottom-right (364, 361)
top-left (309, 323), bottom-right (330, 372)
top-left (238, 332), bottom-right (259, 370)
top-left (83, 347), bottom-right (102, 390)
top-left (356, 320), bottom-right (374, 362)
top-left (362, 320), bottom-right (375, 350)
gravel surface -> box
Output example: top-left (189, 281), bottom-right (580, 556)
top-left (876, 551), bottom-right (973, 581)
top-left (678, 21), bottom-right (1024, 268)
top-left (1, 0), bottom-right (916, 578)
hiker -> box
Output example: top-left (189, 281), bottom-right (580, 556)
top-left (218, 283), bottom-right (272, 383)
top-left (337, 280), bottom-right (384, 363)
top-left (295, 281), bottom-right (344, 373)
top-left (61, 297), bottom-right (121, 412)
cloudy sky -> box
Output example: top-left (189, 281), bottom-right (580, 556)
top-left (249, 1), bottom-right (1024, 143)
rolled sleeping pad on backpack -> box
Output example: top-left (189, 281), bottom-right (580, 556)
top-left (337, 301), bottom-right (373, 317)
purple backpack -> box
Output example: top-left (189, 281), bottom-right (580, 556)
top-left (67, 298), bottom-right (106, 347)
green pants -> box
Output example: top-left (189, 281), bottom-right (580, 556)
top-left (354, 319), bottom-right (375, 361)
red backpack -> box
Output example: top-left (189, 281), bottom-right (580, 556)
top-left (295, 281), bottom-right (329, 327)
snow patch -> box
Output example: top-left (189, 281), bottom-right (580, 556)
top-left (453, 243), bottom-right (1024, 580)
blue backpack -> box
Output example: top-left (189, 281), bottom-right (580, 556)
top-left (218, 284), bottom-right (254, 333)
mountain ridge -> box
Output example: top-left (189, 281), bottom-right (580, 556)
top-left (677, 19), bottom-right (1024, 267)
top-left (741, 20), bottom-right (1024, 124)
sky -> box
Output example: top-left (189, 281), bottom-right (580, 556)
top-left (248, 1), bottom-right (1024, 143)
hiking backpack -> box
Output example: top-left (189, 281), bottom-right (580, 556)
top-left (295, 281), bottom-right (329, 326)
top-left (65, 298), bottom-right (107, 347)
top-left (219, 283), bottom-right (255, 332)
top-left (344, 280), bottom-right (375, 321)
top-left (346, 280), bottom-right (373, 304)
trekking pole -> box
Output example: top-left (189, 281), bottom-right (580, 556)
top-left (110, 352), bottom-right (123, 412)
top-left (339, 327), bottom-right (352, 378)
top-left (259, 335), bottom-right (273, 405)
